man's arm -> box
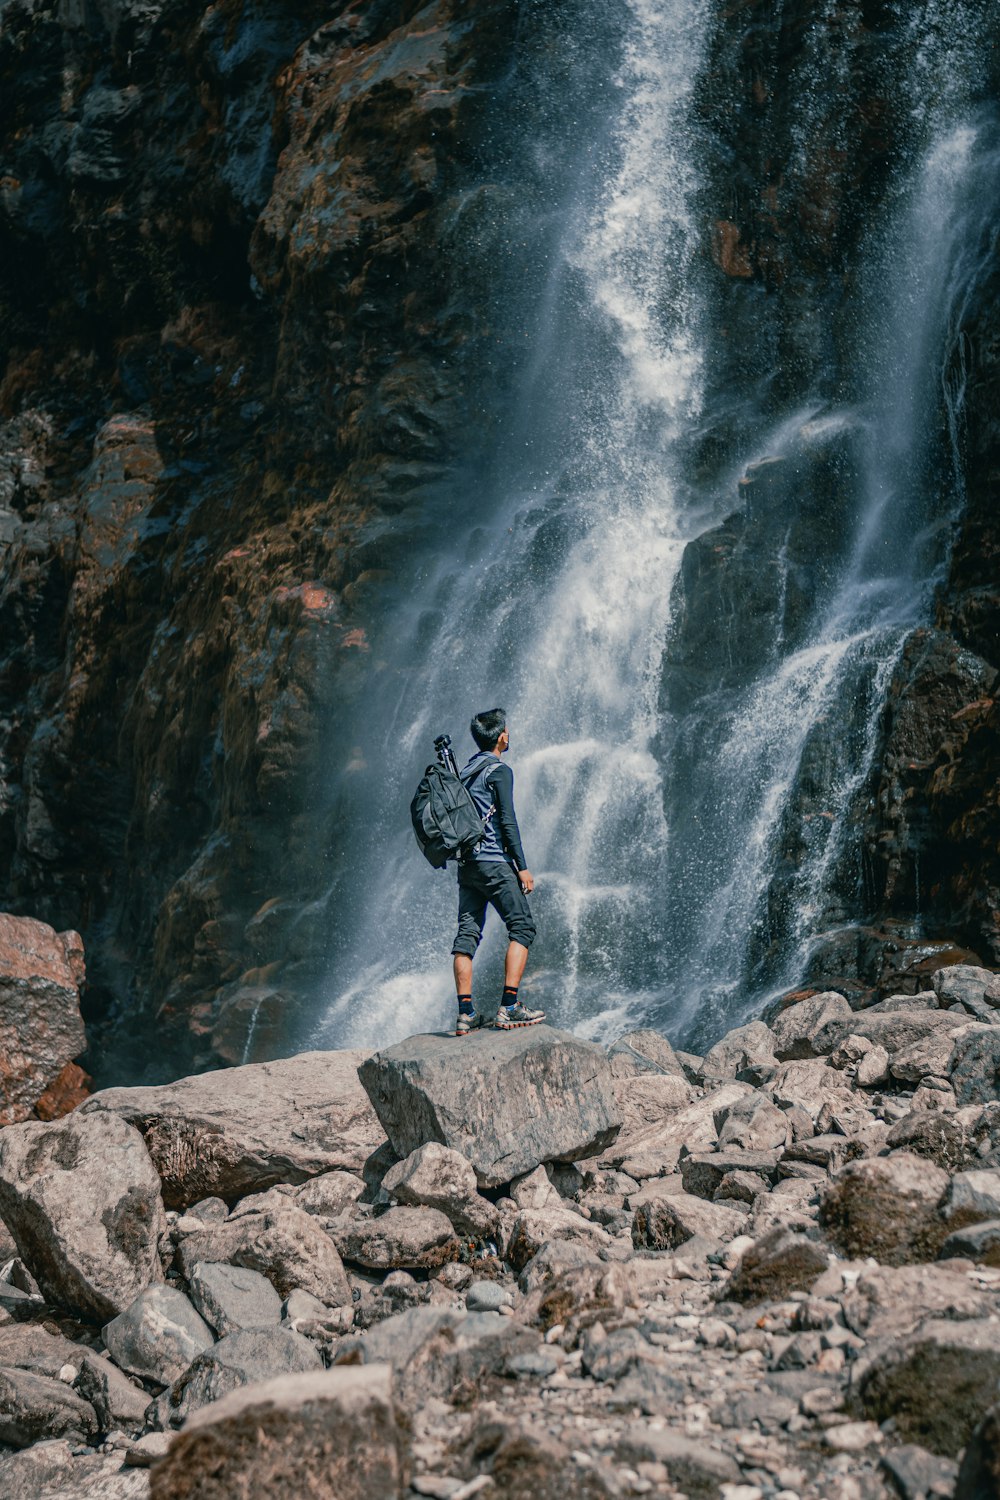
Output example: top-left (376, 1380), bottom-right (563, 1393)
top-left (486, 763), bottom-right (529, 874)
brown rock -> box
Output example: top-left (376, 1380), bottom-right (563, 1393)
top-left (33, 1063), bottom-right (91, 1122)
top-left (0, 914), bottom-right (86, 1126)
top-left (150, 1366), bottom-right (404, 1499)
top-left (819, 1153), bottom-right (950, 1264)
top-left (723, 1227), bottom-right (827, 1303)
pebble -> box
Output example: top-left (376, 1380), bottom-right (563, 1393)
top-left (823, 1421), bottom-right (883, 1452)
top-left (465, 1280), bottom-right (511, 1313)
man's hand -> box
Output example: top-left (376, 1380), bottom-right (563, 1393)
top-left (519, 869), bottom-right (535, 894)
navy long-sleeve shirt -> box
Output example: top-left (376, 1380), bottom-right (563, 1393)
top-left (461, 752), bottom-right (527, 870)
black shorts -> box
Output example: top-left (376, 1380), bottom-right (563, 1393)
top-left (451, 858), bottom-right (536, 957)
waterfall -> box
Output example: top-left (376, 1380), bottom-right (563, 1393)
top-left (308, 0), bottom-right (998, 1055)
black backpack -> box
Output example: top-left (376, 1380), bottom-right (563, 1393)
top-left (410, 759), bottom-right (494, 868)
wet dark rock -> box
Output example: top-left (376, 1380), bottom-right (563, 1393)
top-left (82, 1051), bottom-right (385, 1208)
top-left (819, 1153), bottom-right (950, 1264)
top-left (358, 1027), bottom-right (621, 1190)
top-left (950, 1025), bottom-right (1000, 1106)
top-left (0, 1110), bottom-right (165, 1320)
top-left (0, 914), bottom-right (87, 1126)
top-left (851, 1319), bottom-right (1000, 1457)
top-left (102, 1284), bottom-right (214, 1385)
top-left (149, 1366), bottom-right (405, 1500)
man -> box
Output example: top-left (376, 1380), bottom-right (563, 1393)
top-left (451, 707), bottom-right (545, 1036)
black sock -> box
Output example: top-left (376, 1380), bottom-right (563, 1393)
top-left (457, 994), bottom-right (474, 1016)
top-left (501, 986), bottom-right (519, 1010)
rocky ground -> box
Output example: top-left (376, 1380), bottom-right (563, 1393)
top-left (3, 966), bottom-right (1000, 1495)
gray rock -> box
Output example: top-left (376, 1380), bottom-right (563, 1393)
top-left (842, 1263), bottom-right (991, 1339)
top-left (292, 1171), bottom-right (365, 1219)
top-left (955, 1403), bottom-right (1000, 1500)
top-left (940, 1167), bottom-right (1000, 1227)
top-left (509, 1164), bottom-right (556, 1210)
top-left (819, 1152), bottom-right (950, 1264)
top-left (852, 1319), bottom-right (1000, 1457)
top-left (75, 1350), bottom-right (149, 1435)
top-left (724, 1227), bottom-right (828, 1303)
top-left (176, 1204), bottom-right (351, 1307)
top-left (148, 1365), bottom-right (403, 1499)
top-left (933, 965), bottom-right (1000, 1011)
top-left (616, 1422), bottom-right (742, 1491)
top-left (713, 1090), bottom-right (790, 1151)
top-left (607, 1029), bottom-right (687, 1079)
top-left (82, 1050), bottom-right (386, 1208)
top-left (517, 1239), bottom-right (604, 1292)
top-left (815, 1008), bottom-right (966, 1059)
top-left (103, 1284), bottom-right (215, 1385)
top-left (885, 1108), bottom-right (979, 1171)
top-left (155, 1326), bottom-right (322, 1429)
top-left (0, 1438), bottom-right (149, 1498)
top-left (770, 991), bottom-right (854, 1060)
top-left (381, 1142), bottom-right (499, 1238)
top-left (186, 1197), bottom-right (228, 1223)
top-left (950, 1026), bottom-right (1000, 1106)
top-left (892, 1025), bottom-right (966, 1085)
top-left (680, 1149), bottom-right (779, 1200)
top-left (582, 1324), bottom-right (656, 1382)
top-left (631, 1192), bottom-right (744, 1251)
top-left (357, 1026), bottom-right (621, 1189)
top-left (465, 1280), bottom-right (512, 1313)
top-left (0, 1111), bottom-right (166, 1321)
top-left (939, 1218), bottom-right (1000, 1265)
top-left (0, 1365), bottom-right (99, 1446)
top-left (350, 1304), bottom-right (536, 1408)
top-left (506, 1205), bottom-right (613, 1271)
top-left (332, 1205), bottom-right (458, 1271)
top-left (701, 1020), bottom-right (777, 1081)
top-left (187, 1261), bottom-right (282, 1334)
top-left (124, 1431), bottom-right (171, 1466)
top-left (600, 1082), bottom-right (752, 1172)
top-left (0, 1323), bottom-right (89, 1379)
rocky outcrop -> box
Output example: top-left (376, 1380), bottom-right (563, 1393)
top-left (358, 1027), bottom-right (621, 1188)
top-left (0, 912), bottom-right (87, 1125)
top-left (81, 1049), bottom-right (385, 1206)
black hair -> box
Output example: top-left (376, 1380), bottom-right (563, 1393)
top-left (470, 707), bottom-right (507, 751)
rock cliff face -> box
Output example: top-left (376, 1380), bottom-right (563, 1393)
top-left (0, 0), bottom-right (520, 1078)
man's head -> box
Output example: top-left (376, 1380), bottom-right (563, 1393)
top-left (470, 707), bottom-right (508, 752)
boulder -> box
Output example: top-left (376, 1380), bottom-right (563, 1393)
top-left (381, 1142), bottom-right (500, 1238)
top-left (939, 1219), bottom-right (1000, 1266)
top-left (606, 1074), bottom-right (692, 1162)
top-left (819, 1153), bottom-right (950, 1264)
top-left (175, 1204), bottom-right (352, 1307)
top-left (607, 1029), bottom-right (687, 1079)
top-left (0, 1438), bottom-right (148, 1498)
top-left (815, 1008), bottom-right (966, 1059)
top-left (713, 1090), bottom-right (790, 1151)
top-left (154, 1327), bottom-right (322, 1429)
top-left (856, 1044), bottom-right (891, 1087)
top-left (510, 1164), bottom-right (557, 1211)
top-left (885, 1108), bottom-right (978, 1171)
top-left (187, 1262), bottom-right (283, 1335)
top-left (881, 1444), bottom-right (959, 1500)
top-left (0, 1366), bottom-right (99, 1447)
top-left (348, 1305), bottom-right (536, 1409)
top-left (357, 1027), bottom-right (621, 1189)
top-left (0, 913), bottom-right (86, 1126)
top-left (892, 1026), bottom-right (965, 1085)
top-left (81, 1050), bottom-right (385, 1208)
top-left (459, 1411), bottom-right (621, 1500)
top-left (0, 1323), bottom-right (90, 1379)
top-left (701, 1020), bottom-right (777, 1080)
top-left (841, 1264), bottom-right (992, 1339)
top-left (616, 1424), bottom-right (742, 1494)
top-left (723, 1228), bottom-right (828, 1303)
top-left (600, 1082), bottom-right (752, 1172)
top-left (851, 1319), bottom-right (1000, 1457)
top-left (292, 1171), bottom-right (364, 1219)
top-left (75, 1350), bottom-right (149, 1435)
top-left (103, 1284), bottom-right (215, 1385)
top-left (955, 1403), bottom-right (1000, 1500)
top-left (950, 1026), bottom-right (1000, 1106)
top-left (767, 1058), bottom-right (860, 1123)
top-left (679, 1149), bottom-right (779, 1200)
top-left (933, 964), bottom-right (1000, 1011)
top-left (940, 1168), bottom-right (1000, 1228)
top-left (0, 1110), bottom-right (166, 1320)
top-left (148, 1365), bottom-right (405, 1500)
top-left (631, 1192), bottom-right (744, 1251)
top-left (331, 1205), bottom-right (458, 1271)
top-left (506, 1206), bottom-right (613, 1271)
top-left (770, 991), bottom-right (853, 1060)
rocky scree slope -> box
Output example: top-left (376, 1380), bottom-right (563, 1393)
top-left (2, 984), bottom-right (1000, 1495)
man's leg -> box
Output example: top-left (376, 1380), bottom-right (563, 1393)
top-left (451, 872), bottom-right (487, 1036)
top-left (453, 952), bottom-right (474, 999)
top-left (485, 865), bottom-right (544, 1029)
top-left (504, 941), bottom-right (530, 991)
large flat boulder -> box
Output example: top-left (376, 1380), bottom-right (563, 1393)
top-left (0, 912), bottom-right (87, 1126)
top-left (81, 1050), bottom-right (386, 1208)
top-left (0, 1111), bottom-right (166, 1321)
top-left (149, 1366), bottom-right (405, 1500)
top-left (357, 1027), bottom-right (621, 1189)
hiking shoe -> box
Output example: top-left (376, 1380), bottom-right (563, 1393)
top-left (455, 1009), bottom-right (486, 1037)
top-left (495, 1002), bottom-right (546, 1029)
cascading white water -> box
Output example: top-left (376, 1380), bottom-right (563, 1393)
top-left (310, 0), bottom-right (712, 1048)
